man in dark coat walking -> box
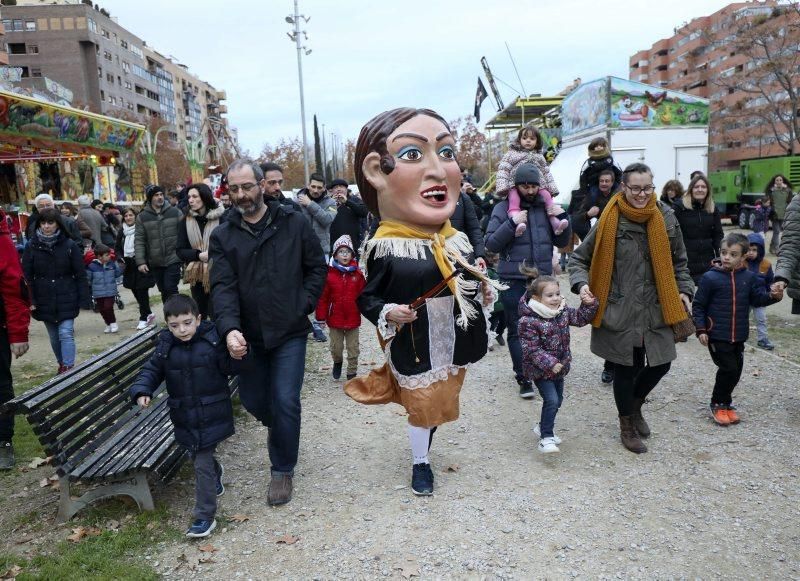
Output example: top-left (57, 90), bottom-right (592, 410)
top-left (135, 185), bottom-right (182, 304)
top-left (210, 159), bottom-right (327, 507)
top-left (450, 191), bottom-right (486, 269)
top-left (328, 179), bottom-right (368, 256)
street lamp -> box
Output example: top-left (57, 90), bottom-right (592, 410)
top-left (286, 0), bottom-right (311, 185)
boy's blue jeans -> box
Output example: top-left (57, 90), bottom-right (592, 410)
top-left (534, 378), bottom-right (564, 438)
top-left (236, 337), bottom-right (306, 475)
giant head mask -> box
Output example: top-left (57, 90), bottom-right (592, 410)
top-left (355, 108), bottom-right (461, 232)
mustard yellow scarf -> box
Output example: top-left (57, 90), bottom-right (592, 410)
top-left (368, 220), bottom-right (505, 328)
top-left (589, 193), bottom-right (688, 328)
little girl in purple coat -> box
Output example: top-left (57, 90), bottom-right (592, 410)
top-left (518, 267), bottom-right (598, 453)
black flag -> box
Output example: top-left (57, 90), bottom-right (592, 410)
top-left (474, 77), bottom-right (488, 123)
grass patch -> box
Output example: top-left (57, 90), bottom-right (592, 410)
top-left (747, 314), bottom-right (800, 365)
top-left (7, 502), bottom-right (179, 580)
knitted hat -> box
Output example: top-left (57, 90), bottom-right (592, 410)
top-left (77, 194), bottom-right (91, 208)
top-left (145, 184), bottom-right (164, 202)
top-left (328, 178), bottom-right (349, 189)
top-left (514, 163), bottom-right (540, 186)
top-left (332, 234), bottom-right (354, 255)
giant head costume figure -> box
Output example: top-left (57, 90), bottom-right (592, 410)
top-left (355, 108), bottom-right (461, 232)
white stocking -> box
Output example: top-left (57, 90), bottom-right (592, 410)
top-left (407, 424), bottom-right (431, 465)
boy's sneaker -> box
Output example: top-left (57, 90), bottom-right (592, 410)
top-left (757, 339), bottom-right (774, 351)
top-left (538, 437), bottom-right (560, 453)
top-left (411, 463), bottom-right (434, 496)
top-left (726, 406), bottom-right (741, 424)
top-left (109, 323), bottom-right (119, 333)
top-left (346, 373), bottom-right (357, 381)
top-left (146, 313), bottom-right (156, 326)
top-left (710, 404), bottom-right (730, 426)
top-left (103, 325), bottom-right (112, 334)
top-left (517, 378), bottom-right (535, 399)
top-left (215, 461), bottom-right (225, 497)
top-left (533, 423), bottom-right (562, 445)
top-left (186, 519), bottom-right (216, 538)
top-left (136, 320), bottom-right (148, 331)
top-left (0, 441), bottom-right (15, 470)
top-left (332, 361), bottom-right (342, 380)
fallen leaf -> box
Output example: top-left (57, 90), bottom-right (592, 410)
top-left (67, 526), bottom-right (102, 543)
top-left (28, 457), bottom-right (48, 469)
top-left (275, 534), bottom-right (299, 545)
top-left (228, 514), bottom-right (250, 523)
top-left (177, 553), bottom-right (188, 563)
top-left (198, 556), bottom-right (216, 564)
top-left (39, 478), bottom-right (49, 488)
top-left (444, 464), bottom-right (460, 473)
top-left (0, 564), bottom-right (23, 579)
top-left (752, 369), bottom-right (760, 376)
top-left (198, 543), bottom-right (218, 553)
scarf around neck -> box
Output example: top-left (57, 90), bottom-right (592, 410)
top-left (588, 192), bottom-right (688, 329)
top-left (367, 220), bottom-right (505, 328)
top-left (527, 297), bottom-right (566, 319)
top-left (122, 223), bottom-right (136, 257)
top-left (36, 227), bottom-right (60, 248)
top-left (183, 205), bottom-right (224, 292)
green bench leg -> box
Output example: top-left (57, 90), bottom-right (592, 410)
top-left (57, 471), bottom-right (155, 523)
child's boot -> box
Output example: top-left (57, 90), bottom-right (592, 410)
top-left (631, 398), bottom-right (650, 438)
top-left (332, 361), bottom-right (342, 380)
top-left (619, 416), bottom-right (647, 453)
top-left (514, 222), bottom-right (527, 237)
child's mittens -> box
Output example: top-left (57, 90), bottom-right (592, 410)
top-left (514, 222), bottom-right (527, 237)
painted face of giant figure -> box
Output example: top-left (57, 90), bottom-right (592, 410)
top-left (357, 108), bottom-right (461, 233)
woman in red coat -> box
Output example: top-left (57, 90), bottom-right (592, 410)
top-left (316, 235), bottom-right (365, 381)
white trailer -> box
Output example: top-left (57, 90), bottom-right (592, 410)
top-left (550, 77), bottom-right (710, 209)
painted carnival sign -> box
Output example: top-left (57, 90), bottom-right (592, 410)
top-left (609, 78), bottom-right (709, 129)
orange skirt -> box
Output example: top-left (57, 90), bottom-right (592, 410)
top-left (344, 363), bottom-right (466, 428)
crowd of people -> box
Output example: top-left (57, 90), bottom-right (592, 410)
top-left (2, 118), bottom-right (800, 539)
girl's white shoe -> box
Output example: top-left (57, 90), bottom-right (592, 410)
top-left (538, 437), bottom-right (560, 454)
top-left (533, 424), bottom-right (562, 445)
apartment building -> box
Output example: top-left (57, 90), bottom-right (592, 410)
top-left (629, 1), bottom-right (796, 170)
top-left (2, 1), bottom-right (230, 153)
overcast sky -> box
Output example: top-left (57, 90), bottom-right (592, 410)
top-left (100, 0), bottom-right (735, 156)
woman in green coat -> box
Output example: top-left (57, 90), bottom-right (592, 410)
top-left (569, 163), bottom-right (694, 454)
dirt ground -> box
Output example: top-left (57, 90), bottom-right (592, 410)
top-left (3, 245), bottom-right (800, 579)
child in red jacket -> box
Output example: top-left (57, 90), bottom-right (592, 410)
top-left (316, 235), bottom-right (366, 380)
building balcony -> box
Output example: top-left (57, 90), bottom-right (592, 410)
top-left (216, 89), bottom-right (226, 101)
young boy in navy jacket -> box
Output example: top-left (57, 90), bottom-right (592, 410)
top-left (693, 233), bottom-right (783, 426)
top-left (131, 295), bottom-right (236, 538)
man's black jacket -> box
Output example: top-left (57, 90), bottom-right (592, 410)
top-left (210, 201), bottom-right (327, 350)
top-left (449, 192), bottom-right (485, 258)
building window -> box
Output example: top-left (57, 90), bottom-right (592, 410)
top-left (122, 61), bottom-right (130, 74)
top-left (25, 19), bottom-right (36, 32)
top-left (125, 80), bottom-right (132, 90)
top-left (106, 73), bottom-right (114, 83)
top-left (27, 44), bottom-right (39, 55)
top-left (31, 68), bottom-right (42, 78)
top-left (101, 28), bottom-right (110, 39)
top-left (11, 19), bottom-right (24, 32)
top-left (104, 50), bottom-right (112, 61)
top-left (98, 66), bottom-right (103, 78)
top-left (100, 89), bottom-right (105, 101)
top-left (88, 18), bottom-right (97, 32)
top-left (120, 39), bottom-right (128, 49)
top-left (19, 66), bottom-right (29, 78)
top-left (8, 43), bottom-right (26, 55)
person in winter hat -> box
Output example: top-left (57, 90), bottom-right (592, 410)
top-left (495, 125), bottom-right (560, 196)
top-left (507, 163), bottom-right (568, 237)
top-left (315, 235), bottom-right (366, 381)
top-left (745, 233), bottom-right (775, 350)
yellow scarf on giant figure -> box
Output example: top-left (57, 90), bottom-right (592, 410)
top-left (367, 220), bottom-right (505, 328)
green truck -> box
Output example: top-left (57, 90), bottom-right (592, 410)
top-left (710, 156), bottom-right (800, 228)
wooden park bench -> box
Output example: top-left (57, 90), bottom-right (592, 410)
top-left (1, 327), bottom-right (237, 522)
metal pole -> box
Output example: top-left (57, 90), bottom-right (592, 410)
top-left (292, 0), bottom-right (310, 184)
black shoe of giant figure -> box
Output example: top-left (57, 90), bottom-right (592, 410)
top-left (332, 361), bottom-right (342, 380)
top-left (601, 369), bottom-right (614, 384)
top-left (411, 463), bottom-right (434, 496)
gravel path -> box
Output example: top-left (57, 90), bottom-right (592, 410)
top-left (144, 275), bottom-right (800, 580)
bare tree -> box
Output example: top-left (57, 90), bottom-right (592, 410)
top-left (449, 116), bottom-right (489, 185)
top-left (702, 3), bottom-right (800, 159)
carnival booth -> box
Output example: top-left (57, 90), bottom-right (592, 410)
top-left (0, 88), bottom-right (145, 221)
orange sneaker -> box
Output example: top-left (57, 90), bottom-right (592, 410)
top-left (726, 406), bottom-right (740, 424)
top-left (710, 405), bottom-right (730, 426)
